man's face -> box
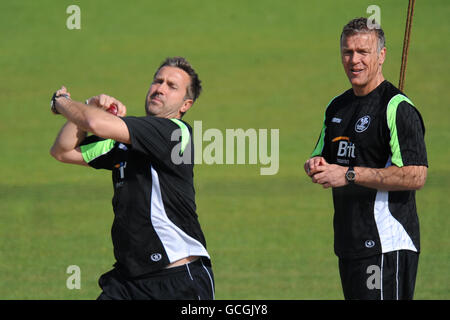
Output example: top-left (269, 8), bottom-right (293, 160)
top-left (145, 66), bottom-right (193, 118)
top-left (341, 32), bottom-right (386, 95)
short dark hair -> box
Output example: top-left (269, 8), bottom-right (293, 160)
top-left (154, 56), bottom-right (202, 102)
top-left (340, 17), bottom-right (385, 52)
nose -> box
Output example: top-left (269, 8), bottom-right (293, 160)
top-left (349, 52), bottom-right (362, 65)
top-left (155, 82), bottom-right (169, 95)
top-left (150, 82), bottom-right (167, 98)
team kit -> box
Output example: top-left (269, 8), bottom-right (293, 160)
top-left (50, 17), bottom-right (427, 300)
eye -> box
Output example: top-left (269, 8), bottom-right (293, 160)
top-left (342, 50), bottom-right (352, 56)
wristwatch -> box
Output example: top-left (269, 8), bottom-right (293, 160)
top-left (345, 166), bottom-right (356, 184)
top-left (50, 92), bottom-right (70, 115)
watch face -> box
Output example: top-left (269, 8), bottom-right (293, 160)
top-left (346, 170), bottom-right (356, 181)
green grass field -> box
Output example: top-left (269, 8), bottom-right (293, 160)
top-left (0, 0), bottom-right (448, 299)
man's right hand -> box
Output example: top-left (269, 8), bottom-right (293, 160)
top-left (304, 156), bottom-right (326, 177)
top-left (55, 86), bottom-right (72, 99)
top-left (86, 94), bottom-right (127, 117)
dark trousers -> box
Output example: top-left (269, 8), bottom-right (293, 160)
top-left (338, 250), bottom-right (419, 300)
top-left (97, 258), bottom-right (215, 300)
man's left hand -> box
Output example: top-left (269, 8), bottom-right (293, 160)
top-left (85, 94), bottom-right (127, 117)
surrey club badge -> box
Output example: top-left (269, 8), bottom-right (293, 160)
top-left (355, 115), bottom-right (371, 133)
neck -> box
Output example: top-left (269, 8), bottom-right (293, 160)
top-left (353, 73), bottom-right (385, 96)
top-left (146, 109), bottom-right (181, 119)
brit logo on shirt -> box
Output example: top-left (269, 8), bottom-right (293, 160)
top-left (355, 115), bottom-right (371, 133)
top-left (332, 136), bottom-right (356, 165)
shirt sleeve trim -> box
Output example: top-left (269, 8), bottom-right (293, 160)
top-left (386, 94), bottom-right (414, 167)
top-left (311, 95), bottom-right (339, 158)
top-left (169, 118), bottom-right (190, 155)
top-left (80, 138), bottom-right (116, 164)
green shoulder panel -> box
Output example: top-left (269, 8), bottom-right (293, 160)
top-left (170, 118), bottom-right (190, 155)
top-left (386, 94), bottom-right (414, 167)
top-left (80, 139), bottom-right (115, 164)
top-left (311, 115), bottom-right (327, 158)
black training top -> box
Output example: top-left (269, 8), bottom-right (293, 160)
top-left (311, 80), bottom-right (428, 259)
top-left (80, 116), bottom-right (210, 277)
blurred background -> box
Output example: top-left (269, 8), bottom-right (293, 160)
top-left (0, 0), bottom-right (448, 299)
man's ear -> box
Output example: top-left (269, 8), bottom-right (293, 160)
top-left (378, 46), bottom-right (386, 65)
top-left (180, 99), bottom-right (194, 114)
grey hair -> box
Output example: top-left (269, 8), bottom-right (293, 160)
top-left (340, 17), bottom-right (385, 53)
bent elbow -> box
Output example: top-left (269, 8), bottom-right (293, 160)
top-left (415, 176), bottom-right (427, 190)
top-left (413, 167), bottom-right (427, 190)
top-left (50, 146), bottom-right (63, 162)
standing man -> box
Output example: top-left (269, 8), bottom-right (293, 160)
top-left (50, 57), bottom-right (214, 300)
top-left (304, 18), bottom-right (427, 300)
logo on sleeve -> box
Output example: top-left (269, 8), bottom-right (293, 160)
top-left (332, 117), bottom-right (342, 124)
top-left (355, 116), bottom-right (371, 133)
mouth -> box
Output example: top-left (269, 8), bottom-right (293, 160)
top-left (350, 68), bottom-right (364, 76)
top-left (150, 95), bottom-right (163, 104)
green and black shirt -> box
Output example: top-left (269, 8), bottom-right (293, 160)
top-left (311, 80), bottom-right (428, 259)
top-left (80, 116), bottom-right (210, 277)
